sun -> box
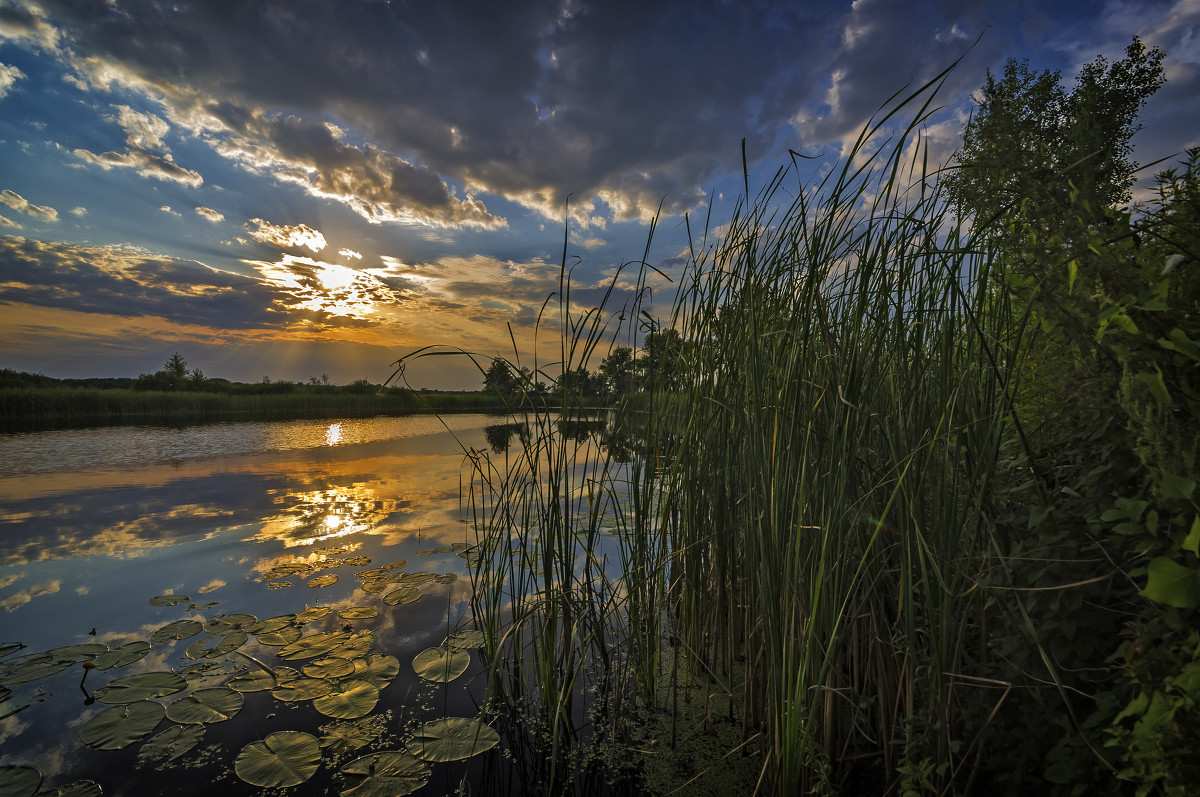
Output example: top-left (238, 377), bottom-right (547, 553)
top-left (250, 255), bottom-right (395, 320)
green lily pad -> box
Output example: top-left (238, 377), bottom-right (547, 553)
top-left (307, 574), bottom-right (339, 588)
top-left (79, 701), bottom-right (165, 750)
top-left (94, 672), bottom-right (187, 704)
top-left (139, 724), bottom-right (205, 764)
top-left (150, 619), bottom-right (203, 644)
top-left (46, 644), bottom-right (108, 663)
top-left (256, 625), bottom-right (302, 646)
top-left (406, 717), bottom-right (499, 762)
top-left (0, 695), bottom-right (30, 720)
top-left (186, 601), bottom-right (220, 611)
top-left (267, 581), bottom-right (291, 590)
top-left (234, 731), bottom-right (321, 788)
top-left (36, 780), bottom-right (102, 797)
top-left (412, 646), bottom-right (470, 683)
top-left (433, 573), bottom-right (457, 584)
top-left (326, 631), bottom-right (377, 660)
top-left (0, 653), bottom-right (73, 685)
top-left (382, 587), bottom-right (420, 606)
top-left (355, 567), bottom-right (385, 580)
top-left (304, 658), bottom-right (355, 679)
top-left (0, 765), bottom-right (41, 797)
top-left (352, 655), bottom-right (400, 689)
top-left (166, 687), bottom-right (244, 724)
top-left (265, 563), bottom-right (314, 579)
top-left (336, 751), bottom-right (430, 797)
top-left (312, 679), bottom-right (379, 720)
top-left (358, 579), bottom-right (388, 594)
top-left (447, 630), bottom-right (486, 649)
top-left (341, 556), bottom-right (372, 567)
top-left (204, 614), bottom-right (257, 632)
top-left (91, 641), bottom-right (151, 670)
top-left (246, 615), bottom-right (296, 634)
top-left (338, 606), bottom-right (377, 620)
top-left (148, 595), bottom-right (189, 607)
top-left (272, 678), bottom-right (336, 701)
top-left (380, 560), bottom-right (408, 572)
top-left (277, 631), bottom-right (352, 661)
top-left (396, 573), bottom-right (434, 587)
top-left (295, 607), bottom-right (331, 623)
top-left (184, 630), bottom-right (247, 660)
top-left (228, 666), bottom-right (299, 693)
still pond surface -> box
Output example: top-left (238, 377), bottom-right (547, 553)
top-left (0, 414), bottom-right (519, 796)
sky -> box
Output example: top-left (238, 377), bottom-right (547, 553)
top-left (0, 0), bottom-right (1197, 390)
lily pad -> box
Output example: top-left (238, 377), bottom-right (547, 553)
top-left (246, 615), bottom-right (296, 634)
top-left (234, 731), bottom-right (321, 788)
top-left (326, 631), bottom-right (377, 660)
top-left (148, 595), bottom-right (189, 607)
top-left (447, 630), bottom-right (486, 649)
top-left (256, 625), bottom-right (302, 647)
top-left (412, 646), bottom-right (470, 683)
top-left (38, 781), bottom-right (102, 797)
top-left (0, 696), bottom-right (30, 720)
top-left (304, 658), bottom-right (355, 679)
top-left (94, 671), bottom-right (187, 704)
top-left (336, 751), bottom-right (430, 797)
top-left (406, 717), bottom-right (499, 762)
top-left (228, 666), bottom-right (299, 693)
top-left (382, 587), bottom-right (420, 606)
top-left (396, 573), bottom-right (434, 587)
top-left (272, 678), bottom-right (336, 701)
top-left (295, 607), bottom-right (331, 623)
top-left (0, 653), bottom-right (73, 685)
top-left (358, 579), bottom-right (388, 594)
top-left (265, 563), bottom-right (314, 579)
top-left (307, 574), bottom-right (339, 588)
top-left (277, 631), bottom-right (352, 661)
top-left (380, 560), bottom-right (408, 572)
top-left (79, 700), bottom-right (165, 750)
top-left (341, 556), bottom-right (371, 567)
top-left (138, 724), bottom-right (205, 764)
top-left (432, 573), bottom-right (458, 584)
top-left (166, 687), bottom-right (244, 724)
top-left (338, 607), bottom-right (377, 620)
top-left (91, 641), bottom-right (151, 670)
top-left (150, 619), bottom-right (203, 644)
top-left (204, 613), bottom-right (256, 632)
top-left (184, 630), bottom-right (247, 660)
top-left (352, 655), bottom-right (400, 689)
top-left (46, 644), bottom-right (108, 662)
top-left (312, 679), bottom-right (379, 720)
top-left (0, 765), bottom-right (41, 797)
top-left (267, 581), bottom-right (291, 590)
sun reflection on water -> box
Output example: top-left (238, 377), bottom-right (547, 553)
top-left (255, 484), bottom-right (401, 547)
top-left (324, 422), bottom-right (343, 446)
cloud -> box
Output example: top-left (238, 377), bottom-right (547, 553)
top-left (0, 188), bottom-right (58, 221)
top-left (160, 205), bottom-right (181, 216)
top-left (114, 104), bottom-right (170, 151)
top-left (197, 578), bottom-right (225, 594)
top-left (247, 217), bottom-right (327, 252)
top-left (73, 146), bottom-right (203, 186)
top-left (0, 62), bottom-right (24, 97)
top-left (1, 579), bottom-right (60, 613)
top-left (0, 213), bottom-right (19, 228)
top-left (69, 206), bottom-right (86, 216)
top-left (339, 248), bottom-right (362, 260)
top-left (195, 206), bottom-right (224, 223)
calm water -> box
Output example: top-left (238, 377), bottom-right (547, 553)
top-left (0, 414), bottom-right (519, 795)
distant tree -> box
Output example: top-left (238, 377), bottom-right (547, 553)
top-left (483, 358), bottom-right (520, 397)
top-left (640, 328), bottom-right (686, 391)
top-left (164, 353), bottom-right (188, 389)
top-left (599, 346), bottom-right (637, 397)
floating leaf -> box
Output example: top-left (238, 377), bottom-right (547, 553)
top-left (358, 580), bottom-right (388, 594)
top-left (95, 672), bottom-right (187, 704)
top-left (433, 573), bottom-right (457, 585)
top-left (313, 679), bottom-right (379, 720)
top-left (234, 731), bottom-right (321, 788)
top-left (187, 601), bottom-right (220, 611)
top-left (380, 560), bottom-right (408, 573)
top-left (396, 573), bottom-right (434, 587)
top-left (0, 696), bottom-right (30, 720)
top-left (352, 655), bottom-right (399, 689)
top-left (204, 614), bottom-right (257, 632)
top-left (341, 556), bottom-right (371, 567)
top-left (277, 631), bottom-right (352, 661)
top-left (0, 653), bottom-right (73, 685)
top-left (447, 630), bottom-right (485, 650)
top-left (229, 667), bottom-right (299, 693)
top-left (92, 641), bottom-right (150, 670)
top-left (148, 595), bottom-right (189, 607)
top-left (336, 751), bottom-right (430, 797)
top-left (406, 718), bottom-right (499, 762)
top-left (272, 678), bottom-right (336, 701)
top-left (304, 658), bottom-right (355, 679)
top-left (382, 587), bottom-right (420, 606)
top-left (36, 779), bottom-right (102, 797)
top-left (0, 765), bottom-right (41, 797)
top-left (79, 701), bottom-right (165, 750)
top-left (178, 660), bottom-right (236, 679)
top-left (412, 647), bottom-right (470, 683)
top-left (256, 626), bottom-right (302, 646)
top-left (338, 607), bottom-right (377, 620)
top-left (326, 631), bottom-right (377, 660)
top-left (247, 615), bottom-right (296, 634)
top-left (0, 642), bottom-right (24, 658)
top-left (166, 687), bottom-right (244, 724)
top-left (267, 581), bottom-right (291, 590)
top-left (46, 644), bottom-right (108, 663)
top-left (295, 607), bottom-right (331, 623)
top-left (184, 630), bottom-right (247, 660)
top-left (265, 563), bottom-right (313, 579)
top-left (307, 574), bottom-right (338, 589)
top-left (150, 620), bottom-right (202, 644)
top-left (139, 725), bottom-right (204, 764)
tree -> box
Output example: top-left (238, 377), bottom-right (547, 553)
top-left (598, 346), bottom-right (637, 397)
top-left (640, 328), bottom-right (686, 392)
top-left (948, 36), bottom-right (1164, 257)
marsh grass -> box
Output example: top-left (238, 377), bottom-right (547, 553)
top-left (396, 68), bottom-right (1058, 795)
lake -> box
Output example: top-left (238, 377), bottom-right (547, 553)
top-left (0, 414), bottom-right (528, 795)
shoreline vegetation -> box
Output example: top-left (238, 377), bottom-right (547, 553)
top-left (429, 40), bottom-right (1199, 796)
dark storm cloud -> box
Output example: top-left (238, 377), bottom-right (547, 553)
top-left (0, 235), bottom-right (281, 328)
